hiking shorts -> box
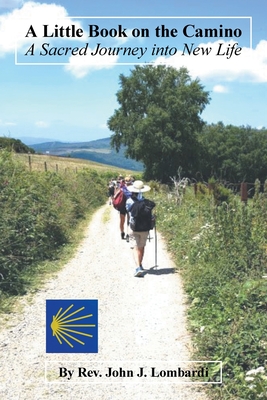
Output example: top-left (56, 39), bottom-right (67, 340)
top-left (119, 208), bottom-right (127, 216)
top-left (132, 231), bottom-right (149, 248)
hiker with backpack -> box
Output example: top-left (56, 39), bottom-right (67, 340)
top-left (123, 176), bottom-right (134, 241)
top-left (126, 180), bottom-right (156, 277)
top-left (112, 176), bottom-right (133, 239)
top-left (108, 179), bottom-right (116, 205)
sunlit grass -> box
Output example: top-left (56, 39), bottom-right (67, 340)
top-left (14, 153), bottom-right (139, 175)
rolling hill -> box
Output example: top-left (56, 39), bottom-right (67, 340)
top-left (30, 137), bottom-right (144, 171)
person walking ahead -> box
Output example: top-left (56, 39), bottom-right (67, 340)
top-left (126, 180), bottom-right (155, 277)
top-left (117, 176), bottom-right (132, 239)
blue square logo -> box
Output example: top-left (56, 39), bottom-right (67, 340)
top-left (46, 299), bottom-right (98, 353)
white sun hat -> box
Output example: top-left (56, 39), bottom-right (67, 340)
top-left (127, 180), bottom-right (151, 193)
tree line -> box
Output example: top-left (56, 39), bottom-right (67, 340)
top-left (199, 122), bottom-right (267, 184)
top-left (108, 65), bottom-right (266, 184)
top-left (0, 137), bottom-right (35, 154)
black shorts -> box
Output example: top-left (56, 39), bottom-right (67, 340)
top-left (108, 187), bottom-right (115, 196)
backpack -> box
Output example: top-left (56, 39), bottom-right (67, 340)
top-left (112, 188), bottom-right (126, 211)
top-left (129, 199), bottom-right (156, 232)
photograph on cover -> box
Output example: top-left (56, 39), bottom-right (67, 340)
top-left (0, 0), bottom-right (266, 399)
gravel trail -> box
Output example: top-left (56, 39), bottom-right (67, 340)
top-left (0, 203), bottom-right (209, 400)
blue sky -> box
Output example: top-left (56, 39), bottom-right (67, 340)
top-left (0, 0), bottom-right (266, 143)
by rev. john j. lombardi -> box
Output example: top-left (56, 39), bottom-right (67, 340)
top-left (58, 365), bottom-right (209, 380)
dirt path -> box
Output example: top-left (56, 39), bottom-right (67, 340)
top-left (0, 203), bottom-right (209, 400)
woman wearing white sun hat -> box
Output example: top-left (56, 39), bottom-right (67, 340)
top-left (126, 180), bottom-right (155, 277)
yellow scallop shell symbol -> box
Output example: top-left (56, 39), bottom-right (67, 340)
top-left (50, 304), bottom-right (96, 348)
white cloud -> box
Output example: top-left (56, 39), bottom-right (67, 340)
top-left (35, 120), bottom-right (48, 128)
top-left (153, 40), bottom-right (267, 83)
top-left (0, 1), bottom-right (119, 74)
top-left (5, 121), bottom-right (17, 125)
top-left (64, 26), bottom-right (147, 78)
top-left (114, 27), bottom-right (132, 45)
top-left (65, 47), bottom-right (119, 78)
top-left (0, 1), bottom-right (82, 56)
top-left (0, 119), bottom-right (16, 126)
top-left (213, 85), bottom-right (228, 93)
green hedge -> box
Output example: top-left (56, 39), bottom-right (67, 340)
top-left (0, 150), bottom-right (107, 296)
top-left (153, 185), bottom-right (267, 399)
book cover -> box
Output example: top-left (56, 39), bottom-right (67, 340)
top-left (0, 1), bottom-right (266, 399)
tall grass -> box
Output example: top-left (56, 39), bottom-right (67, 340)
top-left (152, 184), bottom-right (267, 399)
top-left (0, 150), bottom-right (108, 299)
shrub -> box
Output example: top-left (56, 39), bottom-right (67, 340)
top-left (152, 184), bottom-right (267, 399)
top-left (0, 150), bottom-right (106, 296)
top-left (0, 137), bottom-right (34, 153)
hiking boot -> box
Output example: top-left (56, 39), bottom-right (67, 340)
top-left (121, 232), bottom-right (125, 239)
top-left (134, 267), bottom-right (143, 277)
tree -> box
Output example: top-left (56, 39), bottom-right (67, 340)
top-left (108, 65), bottom-right (210, 182)
top-left (199, 123), bottom-right (267, 183)
top-left (0, 137), bottom-right (35, 153)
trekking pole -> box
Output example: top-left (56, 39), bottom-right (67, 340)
top-left (126, 223), bottom-right (129, 242)
top-left (126, 212), bottom-right (130, 242)
top-left (154, 222), bottom-right (158, 269)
